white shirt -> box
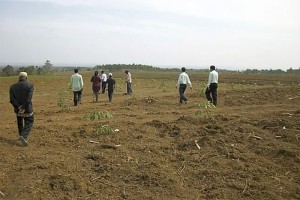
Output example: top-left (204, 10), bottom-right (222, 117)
top-left (125, 72), bottom-right (132, 83)
top-left (207, 70), bottom-right (218, 87)
top-left (177, 72), bottom-right (192, 86)
top-left (101, 73), bottom-right (107, 82)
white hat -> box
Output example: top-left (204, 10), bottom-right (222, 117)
top-left (19, 72), bottom-right (28, 77)
top-left (109, 73), bottom-right (112, 77)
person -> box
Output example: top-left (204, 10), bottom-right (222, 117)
top-left (205, 65), bottom-right (218, 106)
top-left (125, 70), bottom-right (132, 94)
top-left (106, 73), bottom-right (116, 102)
top-left (70, 68), bottom-right (84, 106)
top-left (176, 67), bottom-right (192, 104)
top-left (9, 72), bottom-right (34, 146)
top-left (101, 70), bottom-right (107, 94)
top-left (90, 71), bottom-right (101, 102)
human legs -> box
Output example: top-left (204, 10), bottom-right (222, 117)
top-left (73, 91), bottom-right (78, 106)
top-left (102, 81), bottom-right (107, 94)
top-left (205, 87), bottom-right (212, 103)
top-left (78, 90), bottom-right (82, 103)
top-left (210, 83), bottom-right (218, 106)
top-left (127, 83), bottom-right (132, 94)
top-left (22, 115), bottom-right (34, 140)
top-left (17, 116), bottom-right (23, 136)
top-left (179, 84), bottom-right (187, 103)
top-left (108, 90), bottom-right (113, 102)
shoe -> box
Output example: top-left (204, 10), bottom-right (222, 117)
top-left (19, 136), bottom-right (28, 146)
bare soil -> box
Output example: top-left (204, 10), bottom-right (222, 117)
top-left (0, 71), bottom-right (299, 200)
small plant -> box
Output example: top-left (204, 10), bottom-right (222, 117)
top-left (85, 111), bottom-right (113, 121)
top-left (96, 125), bottom-right (114, 135)
top-left (159, 80), bottom-right (168, 92)
top-left (57, 88), bottom-right (70, 112)
top-left (195, 101), bottom-right (215, 119)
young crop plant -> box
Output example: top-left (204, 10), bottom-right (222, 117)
top-left (159, 80), bottom-right (168, 92)
top-left (84, 111), bottom-right (113, 121)
top-left (194, 101), bottom-right (215, 119)
top-left (57, 88), bottom-right (70, 112)
top-left (96, 125), bottom-right (114, 135)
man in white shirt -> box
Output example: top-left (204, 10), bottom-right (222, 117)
top-left (125, 70), bottom-right (132, 94)
top-left (70, 69), bottom-right (84, 106)
top-left (205, 65), bottom-right (218, 106)
top-left (101, 70), bottom-right (107, 94)
top-left (176, 67), bottom-right (192, 104)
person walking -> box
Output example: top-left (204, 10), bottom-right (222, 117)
top-left (70, 68), bottom-right (84, 106)
top-left (101, 70), bottom-right (107, 94)
top-left (205, 65), bottom-right (218, 106)
top-left (9, 72), bottom-right (34, 146)
top-left (107, 73), bottom-right (116, 102)
top-left (90, 71), bottom-right (101, 102)
top-left (176, 67), bottom-right (192, 104)
top-left (125, 70), bottom-right (132, 94)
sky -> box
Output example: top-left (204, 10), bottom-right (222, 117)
top-left (0, 0), bottom-right (299, 70)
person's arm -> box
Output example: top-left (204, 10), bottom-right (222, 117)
top-left (207, 72), bottom-right (212, 87)
top-left (9, 86), bottom-right (19, 108)
top-left (187, 74), bottom-right (192, 88)
top-left (176, 74), bottom-right (181, 87)
top-left (80, 75), bottom-right (84, 89)
top-left (26, 84), bottom-right (34, 106)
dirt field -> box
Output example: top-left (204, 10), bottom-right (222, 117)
top-left (0, 71), bottom-right (299, 200)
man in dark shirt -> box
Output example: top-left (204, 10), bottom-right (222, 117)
top-left (107, 73), bottom-right (116, 102)
top-left (9, 72), bottom-right (34, 146)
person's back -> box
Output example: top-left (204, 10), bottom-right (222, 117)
top-left (10, 77), bottom-right (34, 114)
top-left (71, 73), bottom-right (83, 91)
top-left (107, 76), bottom-right (115, 91)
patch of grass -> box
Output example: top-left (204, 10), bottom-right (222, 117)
top-left (84, 111), bottom-right (113, 121)
top-left (194, 101), bottom-right (215, 119)
top-left (57, 88), bottom-right (70, 112)
top-left (95, 125), bottom-right (114, 135)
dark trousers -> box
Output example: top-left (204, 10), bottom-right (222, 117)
top-left (127, 82), bottom-right (132, 94)
top-left (102, 81), bottom-right (107, 94)
top-left (17, 115), bottom-right (34, 140)
top-left (73, 90), bottom-right (82, 106)
top-left (205, 83), bottom-right (218, 106)
top-left (108, 90), bottom-right (114, 102)
top-left (179, 84), bottom-right (187, 103)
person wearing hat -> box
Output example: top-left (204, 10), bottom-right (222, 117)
top-left (106, 73), bottom-right (116, 102)
top-left (176, 67), bottom-right (192, 104)
top-left (9, 72), bottom-right (34, 146)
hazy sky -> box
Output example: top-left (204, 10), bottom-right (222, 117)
top-left (0, 0), bottom-right (299, 70)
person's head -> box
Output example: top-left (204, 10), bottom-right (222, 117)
top-left (181, 67), bottom-right (186, 72)
top-left (74, 69), bottom-right (79, 73)
top-left (210, 65), bottom-right (216, 71)
top-left (101, 70), bottom-right (104, 74)
top-left (109, 73), bottom-right (113, 77)
top-left (19, 72), bottom-right (27, 80)
top-left (94, 71), bottom-right (98, 76)
top-left (125, 70), bottom-right (129, 74)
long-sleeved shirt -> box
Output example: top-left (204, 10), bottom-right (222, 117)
top-left (10, 78), bottom-right (34, 115)
top-left (125, 72), bottom-right (132, 83)
top-left (70, 73), bottom-right (83, 92)
top-left (101, 73), bottom-right (107, 82)
top-left (207, 70), bottom-right (218, 87)
top-left (176, 72), bottom-right (192, 87)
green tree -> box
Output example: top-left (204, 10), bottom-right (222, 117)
top-left (2, 65), bottom-right (15, 76)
